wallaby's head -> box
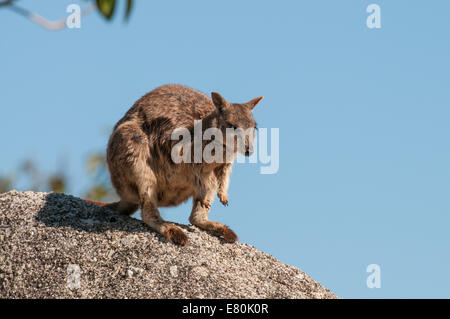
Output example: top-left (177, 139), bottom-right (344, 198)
top-left (211, 92), bottom-right (263, 157)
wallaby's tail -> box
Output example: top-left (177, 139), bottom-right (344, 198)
top-left (82, 199), bottom-right (138, 216)
top-left (82, 199), bottom-right (121, 211)
top-left (83, 199), bottom-right (114, 208)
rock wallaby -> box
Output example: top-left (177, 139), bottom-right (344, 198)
top-left (85, 84), bottom-right (263, 245)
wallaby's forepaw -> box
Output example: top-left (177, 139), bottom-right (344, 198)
top-left (218, 194), bottom-right (228, 206)
top-left (220, 225), bottom-right (238, 243)
top-left (164, 226), bottom-right (188, 246)
top-left (200, 199), bottom-right (211, 209)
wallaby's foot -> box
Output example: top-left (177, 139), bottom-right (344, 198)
top-left (141, 201), bottom-right (188, 245)
top-left (164, 225), bottom-right (188, 246)
top-left (191, 219), bottom-right (238, 243)
top-left (218, 194), bottom-right (228, 206)
top-left (220, 225), bottom-right (238, 243)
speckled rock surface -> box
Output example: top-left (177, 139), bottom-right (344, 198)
top-left (0, 191), bottom-right (336, 299)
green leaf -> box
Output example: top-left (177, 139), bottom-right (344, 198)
top-left (96, 0), bottom-right (116, 20)
top-left (125, 0), bottom-right (133, 21)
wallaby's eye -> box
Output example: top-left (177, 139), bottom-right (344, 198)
top-left (228, 124), bottom-right (238, 130)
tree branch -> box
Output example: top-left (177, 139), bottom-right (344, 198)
top-left (0, 0), bottom-right (16, 7)
top-left (1, 1), bottom-right (96, 30)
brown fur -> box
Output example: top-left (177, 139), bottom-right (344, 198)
top-left (86, 84), bottom-right (263, 245)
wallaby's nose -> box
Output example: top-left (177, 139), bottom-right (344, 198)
top-left (244, 147), bottom-right (252, 156)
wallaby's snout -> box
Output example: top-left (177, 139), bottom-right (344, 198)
top-left (244, 146), bottom-right (253, 157)
top-left (243, 136), bottom-right (255, 157)
top-left (211, 92), bottom-right (263, 158)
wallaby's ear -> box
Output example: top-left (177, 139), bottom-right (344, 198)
top-left (247, 96), bottom-right (264, 110)
top-left (211, 92), bottom-right (228, 112)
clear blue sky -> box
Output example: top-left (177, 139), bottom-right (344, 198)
top-left (1, 0), bottom-right (450, 298)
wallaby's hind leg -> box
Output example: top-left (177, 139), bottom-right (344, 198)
top-left (139, 185), bottom-right (188, 245)
top-left (189, 174), bottom-right (238, 243)
top-left (132, 160), bottom-right (187, 245)
top-left (108, 121), bottom-right (187, 245)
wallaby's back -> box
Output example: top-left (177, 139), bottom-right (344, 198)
top-left (115, 84), bottom-right (216, 133)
